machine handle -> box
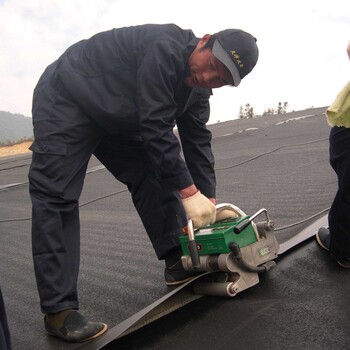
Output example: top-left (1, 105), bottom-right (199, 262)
top-left (188, 240), bottom-right (200, 270)
top-left (187, 219), bottom-right (200, 269)
top-left (234, 218), bottom-right (251, 234)
top-left (215, 203), bottom-right (246, 217)
top-left (234, 208), bottom-right (273, 234)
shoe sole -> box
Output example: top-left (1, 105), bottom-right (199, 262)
top-left (46, 322), bottom-right (108, 342)
top-left (337, 261), bottom-right (350, 268)
top-left (165, 275), bottom-right (197, 286)
top-left (79, 323), bottom-right (108, 342)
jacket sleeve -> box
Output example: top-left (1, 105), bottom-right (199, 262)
top-left (136, 39), bottom-right (194, 191)
top-left (176, 93), bottom-right (216, 199)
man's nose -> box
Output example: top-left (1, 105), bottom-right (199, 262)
top-left (202, 71), bottom-right (216, 84)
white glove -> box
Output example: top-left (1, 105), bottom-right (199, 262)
top-left (216, 206), bottom-right (239, 222)
top-left (181, 191), bottom-right (216, 228)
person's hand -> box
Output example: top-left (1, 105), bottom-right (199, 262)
top-left (181, 190), bottom-right (216, 228)
top-left (215, 206), bottom-right (239, 222)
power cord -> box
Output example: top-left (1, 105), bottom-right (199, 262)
top-left (0, 138), bottom-right (331, 231)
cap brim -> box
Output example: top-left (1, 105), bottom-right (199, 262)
top-left (212, 40), bottom-right (241, 87)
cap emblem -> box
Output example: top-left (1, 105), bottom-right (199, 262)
top-left (230, 51), bottom-right (244, 68)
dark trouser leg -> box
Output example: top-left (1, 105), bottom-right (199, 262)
top-left (94, 135), bottom-right (187, 259)
top-left (329, 126), bottom-right (350, 260)
top-left (0, 287), bottom-right (12, 350)
top-left (28, 66), bottom-right (101, 313)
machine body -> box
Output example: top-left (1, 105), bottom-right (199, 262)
top-left (179, 204), bottom-right (279, 297)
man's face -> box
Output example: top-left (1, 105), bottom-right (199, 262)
top-left (184, 34), bottom-right (234, 89)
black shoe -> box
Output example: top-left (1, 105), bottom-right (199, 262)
top-left (164, 248), bottom-right (201, 286)
top-left (45, 310), bottom-right (107, 343)
top-left (164, 263), bottom-right (202, 286)
top-left (316, 227), bottom-right (350, 268)
top-left (316, 227), bottom-right (330, 251)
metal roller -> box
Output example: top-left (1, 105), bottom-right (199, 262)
top-left (193, 281), bottom-right (238, 297)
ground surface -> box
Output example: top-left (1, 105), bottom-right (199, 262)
top-left (1, 107), bottom-right (349, 350)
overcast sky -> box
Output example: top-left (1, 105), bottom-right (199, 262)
top-left (0, 0), bottom-right (349, 123)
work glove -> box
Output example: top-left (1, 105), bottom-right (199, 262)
top-left (181, 191), bottom-right (216, 228)
top-left (215, 206), bottom-right (239, 222)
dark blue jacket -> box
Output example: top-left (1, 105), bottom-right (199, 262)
top-left (55, 23), bottom-right (216, 197)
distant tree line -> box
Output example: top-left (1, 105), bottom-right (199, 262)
top-left (238, 101), bottom-right (289, 119)
top-left (0, 110), bottom-right (33, 144)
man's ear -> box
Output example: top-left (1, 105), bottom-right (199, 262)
top-left (198, 34), bottom-right (212, 47)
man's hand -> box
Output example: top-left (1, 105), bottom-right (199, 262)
top-left (181, 190), bottom-right (216, 228)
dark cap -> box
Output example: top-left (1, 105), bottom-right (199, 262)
top-left (212, 29), bottom-right (259, 87)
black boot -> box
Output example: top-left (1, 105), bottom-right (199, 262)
top-left (45, 309), bottom-right (107, 343)
top-left (316, 228), bottom-right (350, 268)
top-left (164, 248), bottom-right (201, 286)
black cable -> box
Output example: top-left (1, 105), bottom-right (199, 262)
top-left (274, 207), bottom-right (330, 231)
top-left (0, 163), bottom-right (31, 171)
top-left (79, 189), bottom-right (128, 207)
top-left (0, 189), bottom-right (128, 223)
top-left (0, 137), bottom-right (331, 230)
top-left (215, 138), bottom-right (328, 170)
top-left (0, 156), bottom-right (32, 170)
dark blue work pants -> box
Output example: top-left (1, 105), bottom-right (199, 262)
top-left (0, 287), bottom-right (12, 350)
top-left (328, 126), bottom-right (350, 260)
top-left (28, 65), bottom-right (186, 314)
